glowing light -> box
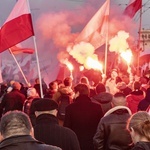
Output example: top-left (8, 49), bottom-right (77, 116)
top-left (79, 66), bottom-right (84, 71)
top-left (120, 50), bottom-right (132, 64)
top-left (66, 62), bottom-right (74, 71)
top-left (85, 57), bottom-right (103, 73)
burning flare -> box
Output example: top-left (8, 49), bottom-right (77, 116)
top-left (120, 50), bottom-right (133, 64)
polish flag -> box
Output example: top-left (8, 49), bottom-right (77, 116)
top-left (124, 0), bottom-right (142, 18)
top-left (75, 0), bottom-right (110, 49)
top-left (0, 0), bottom-right (34, 53)
top-left (10, 45), bottom-right (34, 55)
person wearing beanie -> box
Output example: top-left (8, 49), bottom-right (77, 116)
top-left (93, 92), bottom-right (132, 150)
top-left (1, 82), bottom-right (26, 114)
top-left (33, 98), bottom-right (80, 150)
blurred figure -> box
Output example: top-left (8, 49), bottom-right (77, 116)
top-left (44, 81), bottom-right (58, 99)
top-left (80, 76), bottom-right (96, 97)
top-left (105, 69), bottom-right (121, 95)
top-left (34, 78), bottom-right (47, 98)
top-left (138, 88), bottom-right (150, 111)
top-left (64, 83), bottom-right (103, 150)
top-left (1, 82), bottom-right (26, 114)
top-left (0, 111), bottom-right (61, 150)
top-left (22, 87), bottom-right (39, 115)
top-left (126, 81), bottom-right (144, 114)
top-left (92, 83), bottom-right (113, 114)
top-left (93, 92), bottom-right (132, 150)
top-left (33, 98), bottom-right (80, 150)
top-left (127, 111), bottom-right (150, 149)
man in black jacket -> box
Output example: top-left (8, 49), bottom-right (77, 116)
top-left (93, 92), bottom-right (133, 150)
top-left (0, 110), bottom-right (61, 150)
top-left (33, 98), bottom-right (80, 150)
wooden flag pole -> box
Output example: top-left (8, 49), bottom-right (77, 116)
top-left (27, 0), bottom-right (44, 98)
top-left (9, 49), bottom-right (29, 85)
top-left (104, 0), bottom-right (110, 75)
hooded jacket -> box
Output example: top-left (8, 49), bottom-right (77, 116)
top-left (126, 90), bottom-right (144, 113)
top-left (93, 106), bottom-right (132, 150)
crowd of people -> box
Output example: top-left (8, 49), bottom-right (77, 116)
top-left (0, 68), bottom-right (150, 150)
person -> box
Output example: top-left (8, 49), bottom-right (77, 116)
top-left (22, 87), bottom-right (39, 115)
top-left (44, 81), bottom-right (58, 99)
top-left (64, 83), bottom-right (103, 150)
top-left (33, 98), bottom-right (81, 150)
top-left (0, 111), bottom-right (61, 150)
top-left (92, 83), bottom-right (113, 114)
top-left (105, 69), bottom-right (121, 95)
top-left (138, 88), bottom-right (150, 111)
top-left (126, 111), bottom-right (150, 150)
top-left (1, 81), bottom-right (26, 114)
top-left (93, 92), bottom-right (132, 150)
top-left (126, 81), bottom-right (144, 113)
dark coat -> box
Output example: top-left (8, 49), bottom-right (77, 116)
top-left (34, 114), bottom-right (80, 150)
top-left (64, 95), bottom-right (103, 150)
top-left (138, 88), bottom-right (150, 111)
top-left (93, 106), bottom-right (132, 150)
top-left (0, 135), bottom-right (61, 150)
top-left (1, 89), bottom-right (25, 113)
top-left (131, 142), bottom-right (150, 150)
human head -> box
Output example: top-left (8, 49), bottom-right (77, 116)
top-left (80, 76), bottom-right (89, 85)
top-left (49, 81), bottom-right (58, 90)
top-left (33, 98), bottom-right (58, 117)
top-left (96, 83), bottom-right (106, 94)
top-left (63, 77), bottom-right (72, 87)
top-left (0, 111), bottom-right (33, 140)
top-left (111, 69), bottom-right (118, 79)
top-left (35, 78), bottom-right (39, 84)
top-left (112, 92), bottom-right (126, 106)
top-left (74, 83), bottom-right (90, 96)
top-left (133, 81), bottom-right (141, 91)
top-left (12, 81), bottom-right (21, 90)
top-left (126, 111), bottom-right (150, 144)
top-left (27, 87), bottom-right (39, 98)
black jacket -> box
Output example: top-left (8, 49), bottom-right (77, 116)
top-left (0, 135), bottom-right (61, 150)
top-left (64, 95), bottom-right (103, 150)
top-left (132, 142), bottom-right (150, 150)
top-left (93, 106), bottom-right (132, 150)
top-left (34, 114), bottom-right (80, 150)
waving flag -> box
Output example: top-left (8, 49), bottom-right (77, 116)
top-left (124, 0), bottom-right (142, 18)
top-left (75, 0), bottom-right (110, 49)
top-left (10, 45), bottom-right (34, 55)
top-left (0, 0), bottom-right (34, 53)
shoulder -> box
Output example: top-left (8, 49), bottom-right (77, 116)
top-left (39, 144), bottom-right (62, 150)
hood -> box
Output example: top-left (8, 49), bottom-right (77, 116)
top-left (127, 94), bottom-right (144, 102)
top-left (104, 106), bottom-right (132, 117)
top-left (93, 92), bottom-right (113, 104)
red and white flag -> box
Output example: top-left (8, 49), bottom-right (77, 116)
top-left (0, 0), bottom-right (34, 53)
top-left (75, 0), bottom-right (110, 49)
top-left (9, 45), bottom-right (34, 55)
top-left (124, 0), bottom-right (142, 18)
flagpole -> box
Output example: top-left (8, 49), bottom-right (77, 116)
top-left (9, 49), bottom-right (29, 85)
top-left (26, 0), bottom-right (44, 98)
top-left (104, 0), bottom-right (110, 75)
top-left (137, 1), bottom-right (142, 76)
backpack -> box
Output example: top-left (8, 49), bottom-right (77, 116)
top-left (57, 93), bottom-right (71, 120)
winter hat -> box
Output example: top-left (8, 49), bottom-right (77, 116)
top-left (27, 88), bottom-right (38, 97)
top-left (34, 98), bottom-right (58, 111)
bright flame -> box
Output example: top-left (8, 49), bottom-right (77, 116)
top-left (120, 50), bottom-right (133, 64)
top-left (62, 59), bottom-right (74, 71)
top-left (79, 66), bottom-right (84, 71)
top-left (85, 57), bottom-right (103, 73)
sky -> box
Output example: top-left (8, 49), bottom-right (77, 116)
top-left (0, 0), bottom-right (149, 84)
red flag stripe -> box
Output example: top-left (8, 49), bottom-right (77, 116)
top-left (124, 0), bottom-right (142, 18)
top-left (0, 14), bottom-right (34, 53)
